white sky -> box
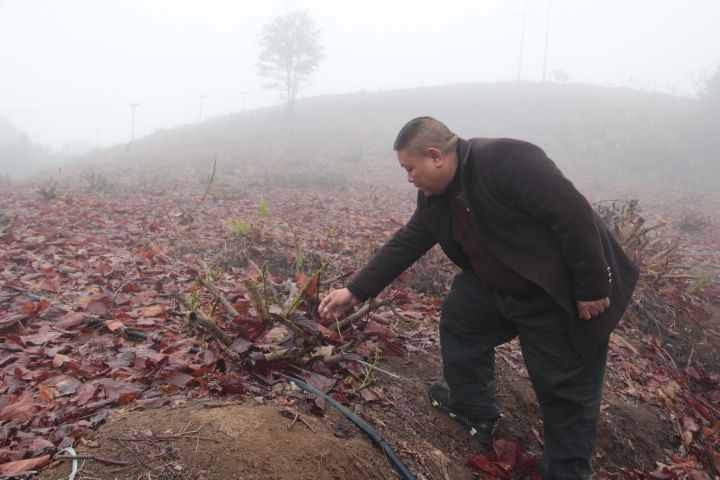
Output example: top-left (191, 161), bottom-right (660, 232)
top-left (0, 0), bottom-right (718, 150)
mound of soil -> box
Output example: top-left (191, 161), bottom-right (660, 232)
top-left (39, 402), bottom-right (396, 480)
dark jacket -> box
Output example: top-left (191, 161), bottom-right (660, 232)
top-left (348, 137), bottom-right (639, 348)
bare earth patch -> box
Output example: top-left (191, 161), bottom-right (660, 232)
top-left (39, 401), bottom-right (397, 480)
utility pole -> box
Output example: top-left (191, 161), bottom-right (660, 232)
top-left (542, 0), bottom-right (553, 82)
top-left (239, 91), bottom-right (250, 111)
top-left (129, 103), bottom-right (140, 143)
top-left (199, 95), bottom-right (207, 122)
top-left (517, 0), bottom-right (529, 82)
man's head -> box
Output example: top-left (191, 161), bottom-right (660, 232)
top-left (394, 117), bottom-right (459, 196)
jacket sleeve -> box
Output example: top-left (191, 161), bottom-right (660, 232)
top-left (346, 200), bottom-right (437, 301)
top-left (490, 142), bottom-right (610, 301)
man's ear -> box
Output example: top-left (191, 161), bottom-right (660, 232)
top-left (427, 147), bottom-right (443, 165)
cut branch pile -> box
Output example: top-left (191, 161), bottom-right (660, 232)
top-left (173, 268), bottom-right (398, 368)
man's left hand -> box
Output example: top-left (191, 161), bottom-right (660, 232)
top-left (577, 298), bottom-right (610, 320)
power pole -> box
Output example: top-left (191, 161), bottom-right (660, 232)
top-left (238, 91), bottom-right (250, 111)
top-left (517, 0), bottom-right (529, 82)
top-left (129, 103), bottom-right (140, 142)
top-left (199, 95), bottom-right (207, 122)
top-left (542, 0), bottom-right (553, 82)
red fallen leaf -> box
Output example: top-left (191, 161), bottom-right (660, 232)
top-left (203, 349), bottom-right (217, 366)
top-left (20, 329), bottom-right (62, 345)
top-left (355, 340), bottom-right (380, 357)
top-left (105, 320), bottom-right (125, 332)
top-left (364, 320), bottom-right (394, 339)
top-left (120, 281), bottom-right (142, 293)
top-left (38, 385), bottom-right (56, 402)
top-left (317, 323), bottom-right (340, 342)
top-left (56, 311), bottom-right (87, 329)
top-left (133, 289), bottom-right (159, 306)
top-left (112, 293), bottom-right (131, 306)
top-left (75, 382), bottom-right (100, 404)
top-left (305, 372), bottom-right (337, 412)
top-left (0, 454), bottom-right (50, 475)
top-left (97, 379), bottom-right (143, 403)
top-left (0, 313), bottom-right (26, 330)
top-left (299, 272), bottom-right (320, 301)
top-left (650, 465), bottom-right (678, 479)
top-left (44, 375), bottom-right (82, 397)
top-left (0, 449), bottom-right (23, 463)
top-left (96, 261), bottom-right (113, 276)
top-left (80, 295), bottom-right (111, 315)
top-left (219, 375), bottom-right (247, 394)
top-left (231, 337), bottom-right (252, 354)
top-left (380, 338), bottom-right (405, 356)
top-left (137, 318), bottom-right (157, 326)
top-left (467, 454), bottom-right (503, 477)
top-left (141, 351), bottom-right (168, 366)
top-left (0, 355), bottom-right (16, 368)
top-left (358, 386), bottom-right (384, 402)
top-left (29, 437), bottom-right (55, 454)
top-left (118, 391), bottom-right (139, 406)
top-left (164, 372), bottom-right (193, 387)
top-left (38, 277), bottom-right (60, 293)
top-left (687, 396), bottom-right (713, 422)
top-left (187, 365), bottom-right (209, 377)
top-left (53, 353), bottom-right (71, 368)
top-left (682, 416), bottom-right (700, 433)
top-left (516, 453), bottom-right (542, 480)
top-left (136, 246), bottom-right (157, 260)
top-left (22, 299), bottom-right (49, 317)
top-left (494, 439), bottom-right (521, 472)
top-left (232, 299), bottom-right (251, 316)
top-left (139, 304), bottom-right (165, 317)
top-left (308, 372), bottom-right (336, 393)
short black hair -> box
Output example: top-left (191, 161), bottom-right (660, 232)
top-left (393, 116), bottom-right (457, 153)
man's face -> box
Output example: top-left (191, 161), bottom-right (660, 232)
top-left (397, 147), bottom-right (445, 196)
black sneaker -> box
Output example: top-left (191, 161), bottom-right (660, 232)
top-left (428, 383), bottom-right (498, 449)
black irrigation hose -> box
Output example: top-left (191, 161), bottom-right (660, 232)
top-left (287, 375), bottom-right (417, 480)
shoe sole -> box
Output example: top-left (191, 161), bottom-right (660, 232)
top-left (429, 394), bottom-right (487, 440)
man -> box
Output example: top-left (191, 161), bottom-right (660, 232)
top-left (319, 117), bottom-right (639, 479)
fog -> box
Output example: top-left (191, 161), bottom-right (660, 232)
top-left (1, 0), bottom-right (718, 152)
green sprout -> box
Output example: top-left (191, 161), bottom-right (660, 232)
top-left (258, 199), bottom-right (270, 217)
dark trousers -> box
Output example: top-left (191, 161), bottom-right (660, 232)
top-left (440, 272), bottom-right (608, 480)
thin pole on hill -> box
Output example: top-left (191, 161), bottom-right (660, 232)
top-left (239, 91), bottom-right (250, 111)
top-left (129, 103), bottom-right (140, 143)
top-left (542, 0), bottom-right (553, 82)
top-left (516, 0), bottom-right (529, 82)
top-left (199, 95), bottom-right (207, 122)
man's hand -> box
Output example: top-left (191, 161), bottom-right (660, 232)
top-left (577, 297), bottom-right (610, 320)
top-left (319, 288), bottom-right (360, 322)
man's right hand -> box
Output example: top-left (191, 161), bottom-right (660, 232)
top-left (319, 288), bottom-right (360, 322)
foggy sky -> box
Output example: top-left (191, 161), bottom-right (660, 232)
top-left (1, 0), bottom-right (718, 151)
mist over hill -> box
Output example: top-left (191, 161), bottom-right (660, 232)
top-left (72, 82), bottom-right (718, 193)
top-left (0, 116), bottom-right (60, 179)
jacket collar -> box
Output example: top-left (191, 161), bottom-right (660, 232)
top-left (427, 137), bottom-right (471, 207)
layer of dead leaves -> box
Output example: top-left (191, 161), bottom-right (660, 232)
top-left (0, 183), bottom-right (440, 477)
top-left (0, 182), bottom-right (718, 479)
